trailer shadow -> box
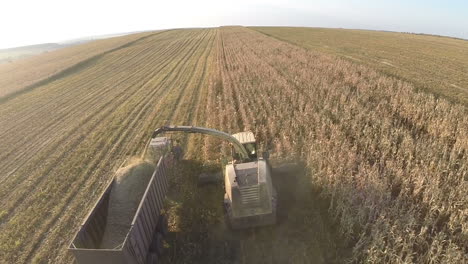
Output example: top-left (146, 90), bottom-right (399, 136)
top-left (159, 159), bottom-right (348, 264)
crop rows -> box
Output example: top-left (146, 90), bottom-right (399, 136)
top-left (0, 31), bottom-right (159, 99)
top-left (1, 26), bottom-right (466, 263)
top-left (209, 27), bottom-right (466, 263)
top-left (0, 28), bottom-right (217, 263)
top-left (253, 27), bottom-right (468, 105)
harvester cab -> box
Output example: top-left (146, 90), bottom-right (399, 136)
top-left (232, 131), bottom-right (258, 160)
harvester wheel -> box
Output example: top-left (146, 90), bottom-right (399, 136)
top-left (157, 214), bottom-right (169, 237)
top-left (223, 194), bottom-right (229, 220)
top-left (149, 232), bottom-right (164, 256)
top-left (272, 189), bottom-right (278, 210)
top-left (146, 252), bottom-right (159, 264)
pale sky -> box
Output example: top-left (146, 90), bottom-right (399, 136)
top-left (1, 0), bottom-right (467, 49)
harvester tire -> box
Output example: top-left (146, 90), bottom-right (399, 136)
top-left (149, 232), bottom-right (164, 256)
top-left (146, 252), bottom-right (159, 264)
top-left (157, 214), bottom-right (169, 237)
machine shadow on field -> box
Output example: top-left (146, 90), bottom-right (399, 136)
top-left (160, 158), bottom-right (348, 264)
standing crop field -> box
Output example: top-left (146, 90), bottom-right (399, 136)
top-left (0, 26), bottom-right (467, 264)
top-left (158, 27), bottom-right (467, 263)
top-left (252, 27), bottom-right (468, 105)
top-left (211, 27), bottom-right (467, 263)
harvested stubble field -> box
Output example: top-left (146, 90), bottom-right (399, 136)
top-left (0, 28), bottom-right (218, 263)
top-left (0, 26), bottom-right (467, 264)
top-left (0, 30), bottom-right (157, 99)
top-left (253, 27), bottom-right (468, 105)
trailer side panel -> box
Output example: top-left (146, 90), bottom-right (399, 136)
top-left (72, 181), bottom-right (113, 248)
top-left (128, 157), bottom-right (170, 263)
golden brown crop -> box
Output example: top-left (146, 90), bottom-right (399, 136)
top-left (214, 27), bottom-right (467, 263)
top-left (253, 27), bottom-right (468, 105)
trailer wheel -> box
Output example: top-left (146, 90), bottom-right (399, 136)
top-left (272, 190), bottom-right (277, 211)
top-left (157, 214), bottom-right (168, 237)
top-left (223, 193), bottom-right (235, 229)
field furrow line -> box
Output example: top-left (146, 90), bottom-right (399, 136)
top-left (0, 31), bottom-right (192, 153)
top-left (0, 29), bottom-right (212, 263)
top-left (218, 29), bottom-right (267, 142)
top-left (0, 31), bottom-right (202, 216)
top-left (201, 31), bottom-right (222, 160)
top-left (0, 31), bottom-right (189, 134)
top-left (164, 31), bottom-right (217, 157)
top-left (220, 30), bottom-right (299, 152)
top-left (0, 43), bottom-right (152, 134)
top-left (184, 32), bottom-right (218, 157)
top-left (24, 29), bottom-right (217, 263)
top-left (0, 31), bottom-right (200, 212)
top-left (210, 32), bottom-right (235, 157)
top-left (163, 31), bottom-right (215, 125)
top-left (0, 30), bottom-right (170, 103)
top-left (0, 32), bottom-right (197, 177)
top-left (0, 31), bottom-right (199, 190)
top-left (219, 31), bottom-right (254, 131)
